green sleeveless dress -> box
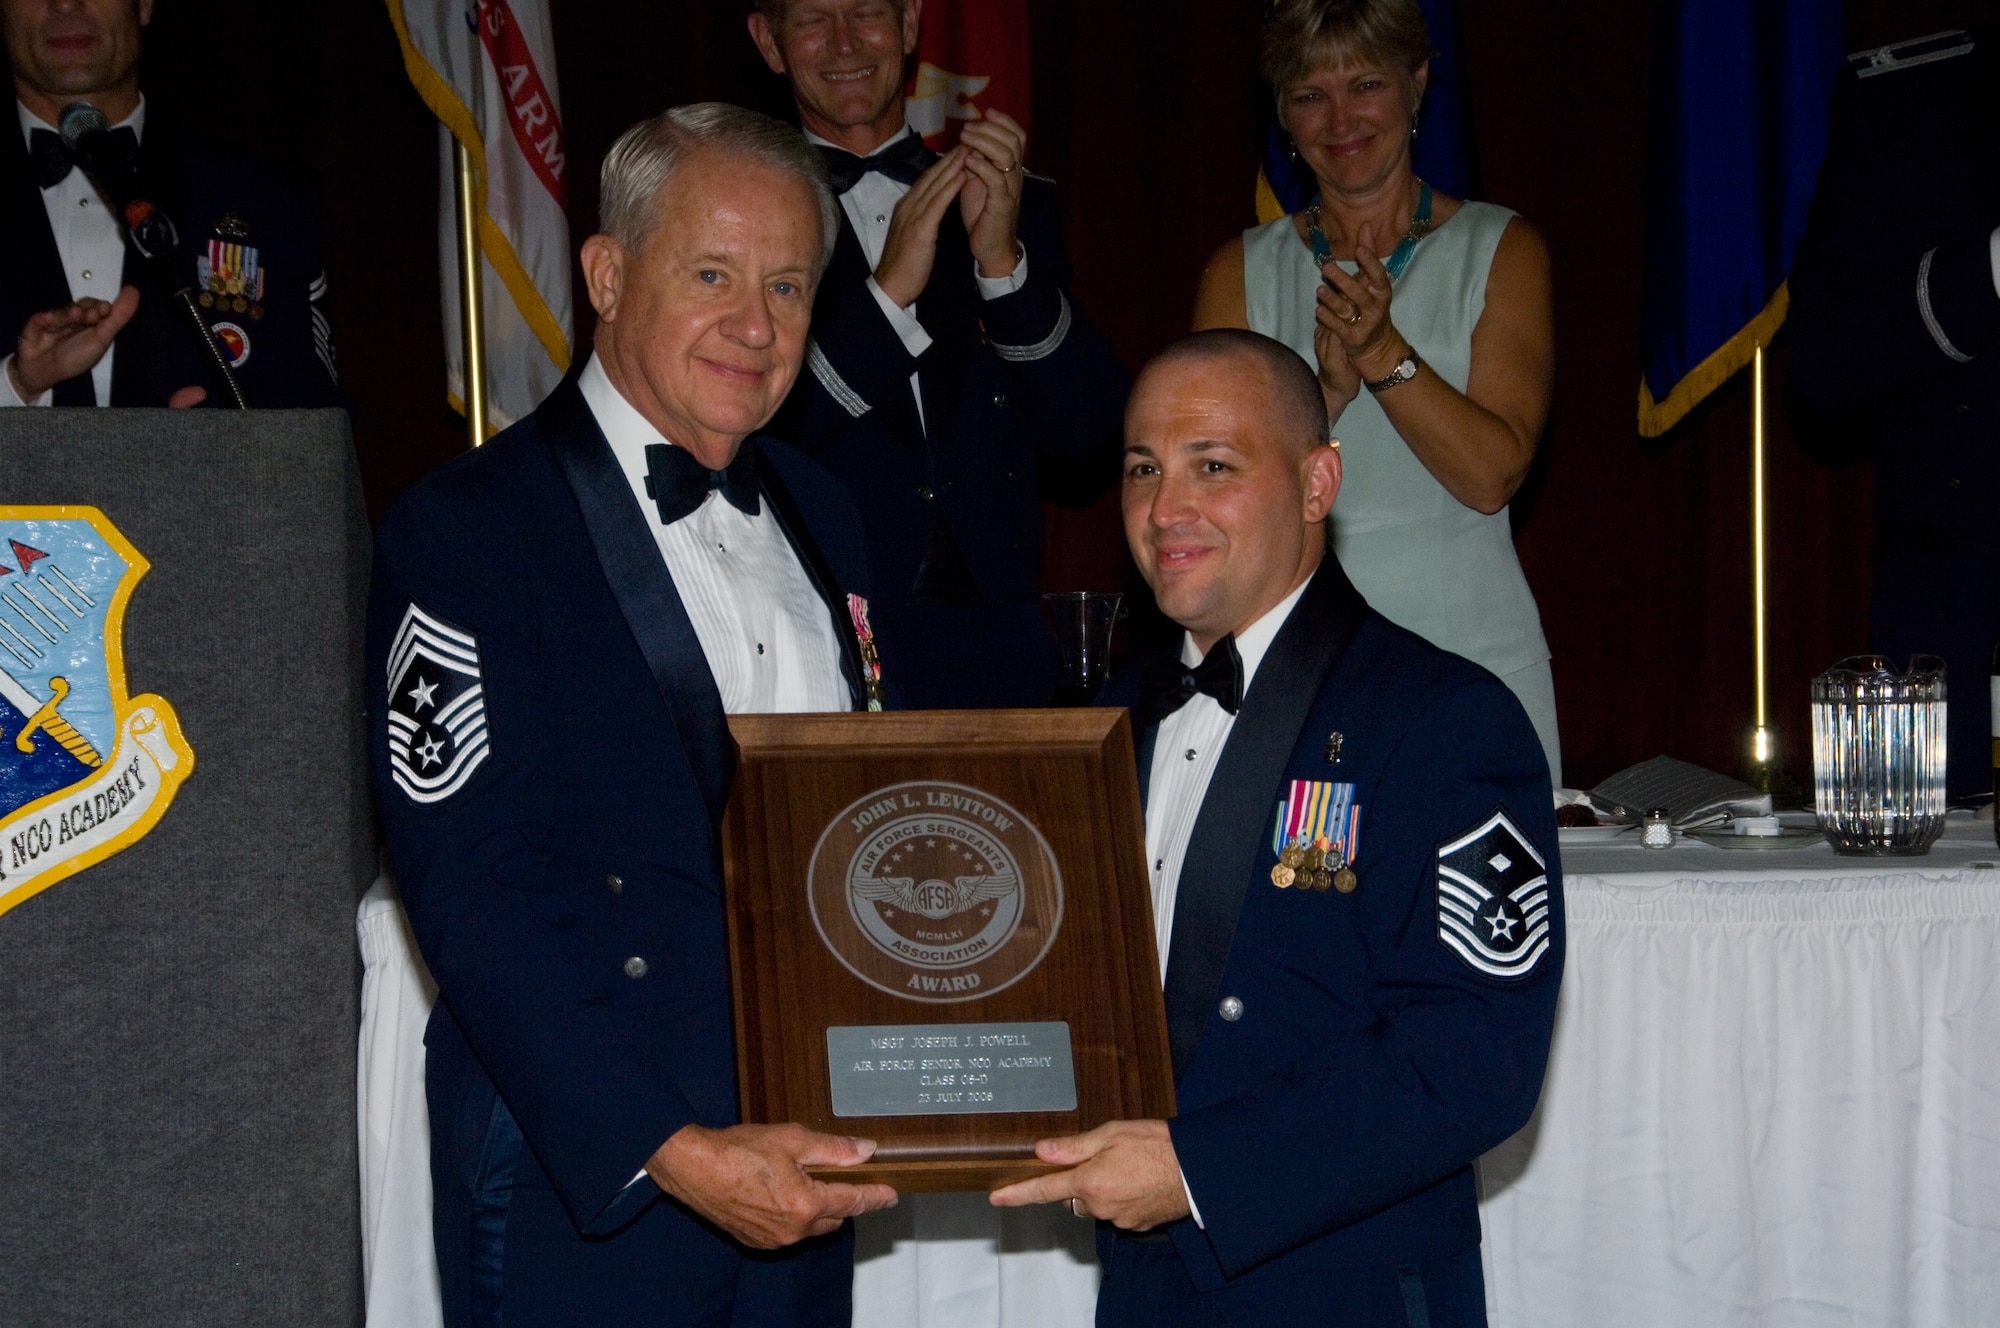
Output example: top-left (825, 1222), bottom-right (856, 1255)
top-left (1243, 201), bottom-right (1561, 780)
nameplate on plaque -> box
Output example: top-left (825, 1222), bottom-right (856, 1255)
top-left (827, 1021), bottom-right (1077, 1117)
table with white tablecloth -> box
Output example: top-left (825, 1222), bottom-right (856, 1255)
top-left (1479, 816), bottom-right (2000, 1328)
top-left (358, 821), bottom-right (2000, 1327)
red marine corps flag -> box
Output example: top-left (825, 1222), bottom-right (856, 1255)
top-left (904, 0), bottom-right (1032, 150)
top-left (387, 0), bottom-right (573, 430)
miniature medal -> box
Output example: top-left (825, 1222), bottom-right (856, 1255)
top-left (1270, 779), bottom-right (1364, 895)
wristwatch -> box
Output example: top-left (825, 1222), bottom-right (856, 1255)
top-left (1365, 351), bottom-right (1421, 393)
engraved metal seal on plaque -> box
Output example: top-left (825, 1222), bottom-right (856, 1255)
top-left (808, 780), bottom-right (1063, 1003)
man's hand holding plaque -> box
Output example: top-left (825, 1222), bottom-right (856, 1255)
top-left (989, 1120), bottom-right (1191, 1231)
top-left (646, 1123), bottom-right (898, 1249)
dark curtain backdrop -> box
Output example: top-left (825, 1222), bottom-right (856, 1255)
top-left (131, 0), bottom-right (1998, 786)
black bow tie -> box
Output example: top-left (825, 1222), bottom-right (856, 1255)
top-left (817, 133), bottom-right (937, 195)
top-left (1139, 635), bottom-right (1245, 726)
top-left (29, 125), bottom-right (136, 189)
top-left (643, 442), bottom-right (761, 525)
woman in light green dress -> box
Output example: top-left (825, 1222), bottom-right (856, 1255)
top-left (1194, 0), bottom-right (1562, 781)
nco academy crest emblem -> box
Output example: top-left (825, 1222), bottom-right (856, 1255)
top-left (0, 507), bottom-right (195, 918)
top-left (809, 781), bottom-right (1062, 1004)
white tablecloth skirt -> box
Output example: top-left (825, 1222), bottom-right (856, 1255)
top-left (358, 850), bottom-right (2000, 1327)
top-left (357, 877), bottom-right (443, 1328)
top-left (1480, 866), bottom-right (2000, 1328)
top-left (852, 1195), bottom-right (1099, 1327)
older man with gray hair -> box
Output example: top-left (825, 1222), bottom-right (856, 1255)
top-left (367, 102), bottom-right (897, 1328)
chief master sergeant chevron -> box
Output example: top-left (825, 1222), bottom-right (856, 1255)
top-left (993, 329), bottom-right (1563, 1326)
top-left (366, 104), bottom-right (898, 1328)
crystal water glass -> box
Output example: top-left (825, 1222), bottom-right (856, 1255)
top-left (1043, 591), bottom-right (1123, 706)
top-left (1811, 655), bottom-right (1947, 855)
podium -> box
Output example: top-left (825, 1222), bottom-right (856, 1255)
top-left (0, 410), bottom-right (370, 1326)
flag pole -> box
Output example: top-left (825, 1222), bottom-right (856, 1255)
top-left (454, 139), bottom-right (489, 449)
top-left (1747, 342), bottom-right (1777, 786)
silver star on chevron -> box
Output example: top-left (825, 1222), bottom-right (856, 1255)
top-left (407, 676), bottom-right (439, 711)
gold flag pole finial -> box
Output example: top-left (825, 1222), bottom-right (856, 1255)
top-left (455, 139), bottom-right (490, 449)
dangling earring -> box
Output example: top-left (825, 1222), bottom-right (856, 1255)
top-left (1410, 104), bottom-right (1422, 141)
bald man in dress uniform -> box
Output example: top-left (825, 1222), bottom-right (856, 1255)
top-left (994, 330), bottom-right (1562, 1328)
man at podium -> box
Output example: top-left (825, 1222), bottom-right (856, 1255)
top-left (369, 104), bottom-right (899, 1327)
top-left (0, 0), bottom-right (340, 408)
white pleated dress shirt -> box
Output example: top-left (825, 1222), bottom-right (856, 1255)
top-left (805, 124), bottom-right (1025, 432)
top-left (579, 354), bottom-right (849, 716)
top-left (1138, 574), bottom-right (1309, 1229)
top-left (1144, 575), bottom-right (1311, 978)
top-left (2, 98), bottom-right (146, 408)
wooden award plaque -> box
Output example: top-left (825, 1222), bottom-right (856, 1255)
top-left (722, 709), bottom-right (1174, 1193)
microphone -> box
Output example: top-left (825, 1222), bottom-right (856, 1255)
top-left (56, 100), bottom-right (248, 408)
top-left (58, 101), bottom-right (177, 262)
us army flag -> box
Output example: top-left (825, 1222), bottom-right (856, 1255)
top-left (387, 0), bottom-right (572, 431)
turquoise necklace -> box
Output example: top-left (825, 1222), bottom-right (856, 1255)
top-left (1306, 178), bottom-right (1433, 282)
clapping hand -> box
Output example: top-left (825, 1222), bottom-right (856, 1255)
top-left (9, 285), bottom-right (206, 408)
top-left (1317, 221), bottom-right (1410, 382)
top-left (956, 109), bottom-right (1027, 280)
top-left (645, 1122), bottom-right (898, 1250)
top-left (10, 286), bottom-right (136, 402)
top-left (874, 146), bottom-right (970, 309)
top-left (1312, 314), bottom-right (1363, 418)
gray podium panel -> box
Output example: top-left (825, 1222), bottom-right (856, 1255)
top-left (0, 410), bottom-right (369, 1327)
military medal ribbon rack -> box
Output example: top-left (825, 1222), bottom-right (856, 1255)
top-left (1270, 779), bottom-right (1361, 893)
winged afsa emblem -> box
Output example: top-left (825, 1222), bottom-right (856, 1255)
top-left (0, 507), bottom-right (195, 919)
top-left (852, 865), bottom-right (1020, 921)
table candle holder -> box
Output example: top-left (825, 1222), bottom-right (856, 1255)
top-left (1640, 808), bottom-right (1674, 850)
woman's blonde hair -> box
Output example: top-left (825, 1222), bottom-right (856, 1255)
top-left (1260, 0), bottom-right (1436, 92)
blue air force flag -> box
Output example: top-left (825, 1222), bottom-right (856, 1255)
top-left (1435, 809), bottom-right (1551, 980)
top-left (385, 603), bottom-right (489, 804)
top-left (1637, 0), bottom-right (1844, 434)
